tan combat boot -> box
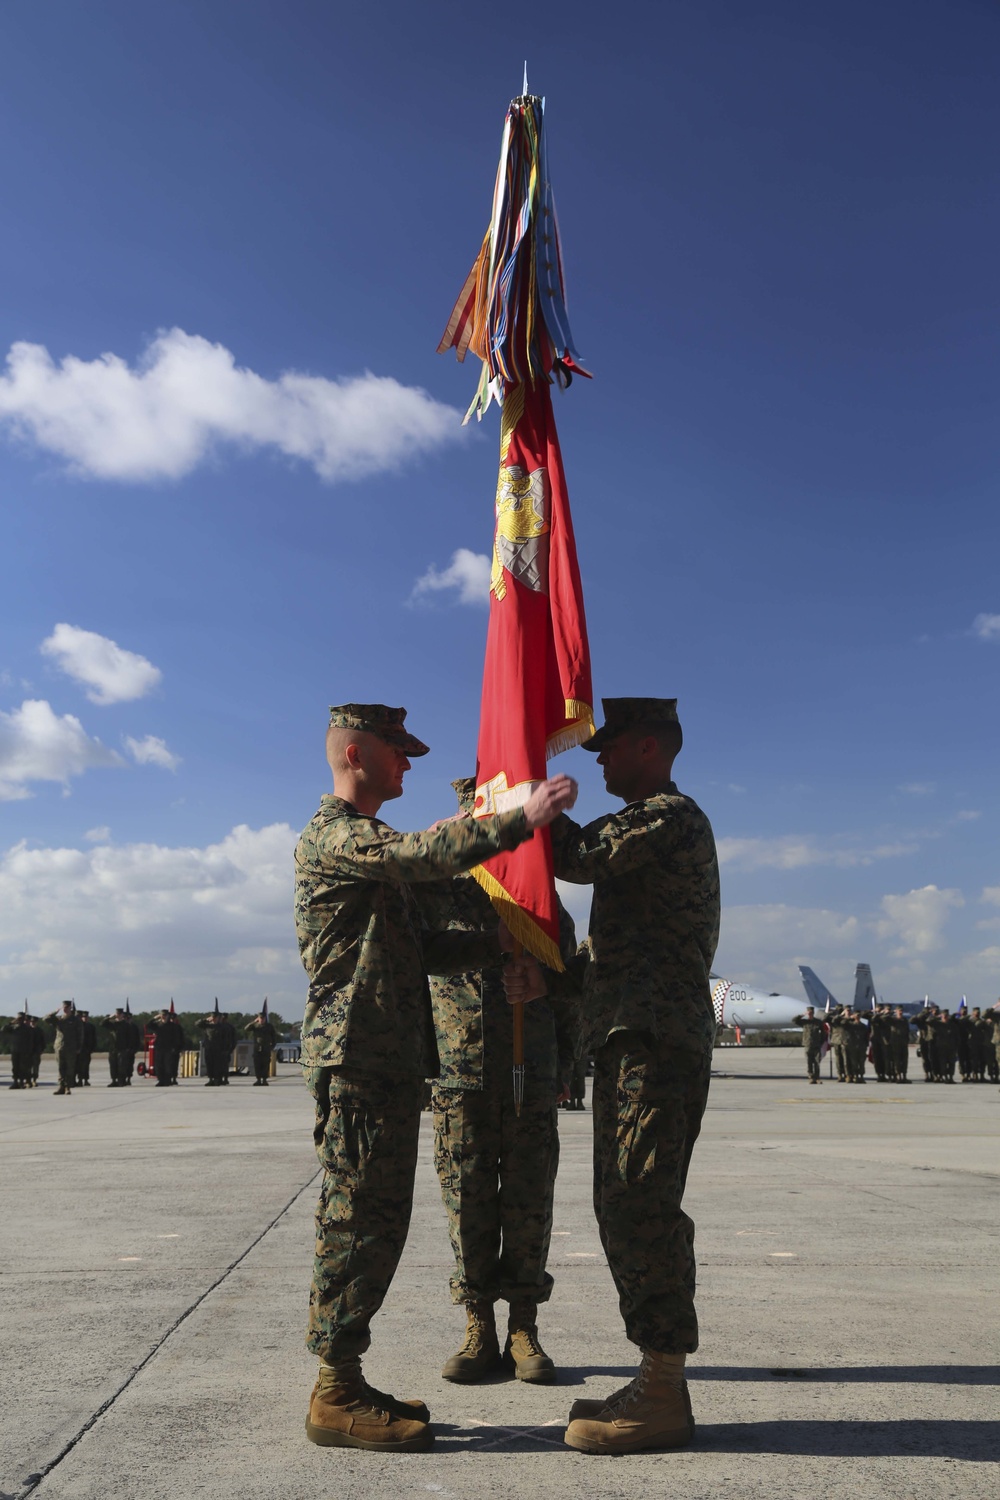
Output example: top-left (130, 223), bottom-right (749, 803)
top-left (504, 1300), bottom-right (556, 1383)
top-left (441, 1301), bottom-right (501, 1382)
top-left (564, 1350), bottom-right (694, 1454)
top-left (305, 1359), bottom-right (432, 1451)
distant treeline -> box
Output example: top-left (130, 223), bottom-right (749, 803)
top-left (0, 1009), bottom-right (294, 1054)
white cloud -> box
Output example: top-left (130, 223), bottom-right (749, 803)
top-left (981, 887), bottom-right (1000, 908)
top-left (898, 781), bottom-right (934, 797)
top-left (971, 612), bottom-right (1000, 642)
top-left (41, 622), bottom-right (162, 704)
top-left (0, 329), bottom-right (463, 484)
top-left (714, 903), bottom-right (861, 995)
top-left (411, 548), bottom-right (491, 607)
top-left (85, 826), bottom-right (111, 843)
top-left (955, 810), bottom-right (981, 822)
top-left (716, 835), bottom-right (917, 871)
top-left (0, 699), bottom-right (123, 800)
top-left (0, 824), bottom-right (302, 1015)
top-left (125, 734), bottom-right (180, 771)
top-left (876, 885), bottom-right (964, 956)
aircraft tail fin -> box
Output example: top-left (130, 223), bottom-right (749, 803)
top-left (854, 963), bottom-right (877, 1010)
top-left (799, 965), bottom-right (837, 1010)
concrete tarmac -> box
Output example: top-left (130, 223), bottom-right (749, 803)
top-left (1, 1049), bottom-right (997, 1500)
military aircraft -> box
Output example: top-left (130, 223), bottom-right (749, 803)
top-left (710, 974), bottom-right (805, 1031)
top-left (801, 962), bottom-right (924, 1021)
top-left (712, 961), bottom-right (890, 1033)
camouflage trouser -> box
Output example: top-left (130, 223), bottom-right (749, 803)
top-left (592, 1030), bottom-right (712, 1355)
top-left (55, 1044), bottom-right (77, 1088)
top-left (804, 1045), bottom-right (821, 1081)
top-left (306, 1066), bottom-right (423, 1360)
top-left (893, 1042), bottom-right (909, 1079)
top-left (253, 1048), bottom-right (271, 1082)
top-left (154, 1049), bottom-right (176, 1084)
top-left (431, 1078), bottom-right (558, 1307)
top-left (116, 1050), bottom-right (136, 1085)
top-left (833, 1042), bottom-right (849, 1080)
top-left (75, 1051), bottom-right (92, 1085)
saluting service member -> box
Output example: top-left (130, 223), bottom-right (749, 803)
top-left (506, 697), bottom-right (720, 1456)
top-left (246, 1007), bottom-right (278, 1086)
top-left (295, 703), bottom-right (576, 1454)
top-left (44, 1002), bottom-right (82, 1096)
top-left (3, 1013), bottom-right (33, 1089)
top-left (792, 1006), bottom-right (827, 1083)
top-left (74, 1010), bottom-right (97, 1087)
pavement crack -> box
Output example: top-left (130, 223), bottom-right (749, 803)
top-left (16, 1165), bottom-right (322, 1499)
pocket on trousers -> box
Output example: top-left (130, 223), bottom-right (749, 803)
top-left (617, 1102), bottom-right (659, 1184)
top-left (318, 1105), bottom-right (383, 1223)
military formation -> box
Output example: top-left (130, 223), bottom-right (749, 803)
top-left (295, 697), bottom-right (719, 1458)
top-left (791, 1001), bottom-right (1000, 1085)
top-left (3, 1004), bottom-right (279, 1089)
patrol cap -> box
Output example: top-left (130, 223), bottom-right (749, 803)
top-left (451, 776), bottom-right (477, 813)
top-left (582, 697), bottom-right (679, 753)
top-left (328, 703), bottom-right (429, 758)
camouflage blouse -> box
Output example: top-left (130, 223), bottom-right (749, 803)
top-left (550, 785), bottom-right (720, 1055)
top-left (295, 796), bottom-right (531, 1077)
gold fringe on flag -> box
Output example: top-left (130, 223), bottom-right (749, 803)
top-left (470, 863), bottom-right (565, 972)
top-left (545, 700), bottom-right (596, 758)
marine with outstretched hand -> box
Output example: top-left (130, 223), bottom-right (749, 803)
top-left (296, 703), bottom-right (574, 1455)
top-left (504, 697), bottom-right (720, 1456)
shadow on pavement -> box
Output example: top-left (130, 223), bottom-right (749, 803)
top-left (427, 1418), bottom-right (1000, 1460)
top-left (556, 1365), bottom-right (635, 1385)
top-left (689, 1365), bottom-right (1000, 1386)
top-left (698, 1420), bottom-right (1000, 1460)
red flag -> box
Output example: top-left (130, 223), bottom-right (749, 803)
top-left (471, 379), bottom-right (593, 968)
top-left (440, 92), bottom-right (593, 970)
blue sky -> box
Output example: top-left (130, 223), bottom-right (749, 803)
top-left (1, 0), bottom-right (998, 1015)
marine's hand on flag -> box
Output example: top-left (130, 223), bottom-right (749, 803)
top-left (523, 774), bottom-right (578, 829)
top-left (502, 953), bottom-right (549, 1006)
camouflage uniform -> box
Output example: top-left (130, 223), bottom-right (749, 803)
top-left (965, 1009), bottom-right (986, 1081)
top-left (296, 708), bottom-right (535, 1364)
top-left (44, 1008), bottom-right (81, 1091)
top-left (105, 1013), bottom-right (140, 1086)
top-left (912, 1006), bottom-right (939, 1080)
top-left (197, 1016), bottom-right (236, 1084)
top-left (792, 1012), bottom-right (827, 1082)
top-left (150, 1014), bottom-right (184, 1085)
top-left (984, 1008), bottom-right (1000, 1081)
top-left (416, 821), bottom-right (578, 1310)
top-left (551, 747), bottom-right (719, 1355)
top-left (827, 1007), bottom-right (852, 1082)
top-left (869, 1008), bottom-right (891, 1081)
top-left (247, 1018), bottom-right (278, 1083)
top-left (74, 1015), bottom-right (97, 1086)
top-left (3, 1016), bottom-right (33, 1088)
top-left (847, 1012), bottom-right (869, 1083)
top-left (889, 1011), bottom-right (911, 1080)
top-left (931, 1012), bottom-right (958, 1082)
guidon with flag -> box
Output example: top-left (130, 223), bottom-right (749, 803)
top-left (439, 89), bottom-right (593, 971)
